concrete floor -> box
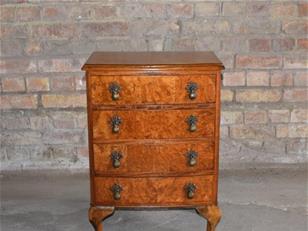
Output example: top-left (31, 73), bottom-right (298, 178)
top-left (1, 167), bottom-right (307, 231)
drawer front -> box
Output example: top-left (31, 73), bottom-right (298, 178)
top-left (93, 141), bottom-right (214, 175)
top-left (90, 75), bottom-right (216, 105)
top-left (92, 109), bottom-right (215, 140)
top-left (94, 175), bottom-right (214, 206)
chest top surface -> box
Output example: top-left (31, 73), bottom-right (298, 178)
top-left (82, 51), bottom-right (224, 70)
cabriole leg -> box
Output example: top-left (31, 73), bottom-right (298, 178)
top-left (196, 205), bottom-right (222, 231)
top-left (88, 206), bottom-right (115, 231)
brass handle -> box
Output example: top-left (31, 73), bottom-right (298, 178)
top-left (111, 151), bottom-right (123, 168)
top-left (187, 150), bottom-right (198, 166)
top-left (185, 183), bottom-right (197, 199)
top-left (111, 184), bottom-right (123, 200)
top-left (111, 116), bottom-right (122, 133)
top-left (186, 115), bottom-right (198, 132)
top-left (186, 82), bottom-right (198, 100)
top-left (109, 82), bottom-right (121, 101)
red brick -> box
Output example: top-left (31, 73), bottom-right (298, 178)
top-left (249, 39), bottom-right (271, 52)
top-left (26, 77), bottom-right (49, 92)
top-left (271, 72), bottom-right (293, 87)
top-left (230, 125), bottom-right (275, 140)
top-left (245, 111), bottom-right (267, 124)
top-left (41, 6), bottom-right (67, 21)
top-left (76, 146), bottom-right (89, 157)
top-left (236, 55), bottom-right (282, 69)
top-left (247, 71), bottom-right (269, 86)
top-left (294, 72), bottom-right (308, 86)
top-left (195, 2), bottom-right (220, 17)
top-left (2, 77), bottom-right (25, 92)
top-left (15, 6), bottom-right (40, 22)
top-left (270, 3), bottom-right (298, 18)
top-left (276, 124), bottom-right (308, 138)
top-left (42, 94), bottom-right (86, 108)
top-left (221, 89), bottom-right (234, 102)
top-left (32, 23), bottom-right (78, 39)
top-left (247, 2), bottom-right (270, 16)
top-left (0, 6), bottom-right (15, 22)
top-left (0, 59), bottom-right (37, 74)
top-left (24, 39), bottom-right (42, 56)
top-left (0, 24), bottom-right (30, 39)
top-left (119, 3), bottom-right (165, 18)
top-left (82, 22), bottom-right (128, 37)
top-left (0, 95), bottom-right (37, 109)
top-left (269, 110), bottom-right (290, 123)
top-left (236, 89), bottom-right (281, 103)
top-left (291, 109), bottom-right (308, 123)
top-left (38, 58), bottom-right (83, 73)
top-left (283, 20), bottom-right (308, 34)
top-left (49, 112), bottom-right (76, 129)
top-left (283, 89), bottom-right (308, 102)
top-left (223, 72), bottom-right (245, 86)
top-left (167, 3), bottom-right (193, 18)
top-left (284, 56), bottom-right (307, 69)
top-left (221, 111), bottom-right (243, 125)
top-left (297, 38), bottom-right (308, 50)
top-left (273, 38), bottom-right (295, 51)
top-left (222, 2), bottom-right (246, 16)
top-left (298, 3), bottom-right (308, 16)
top-left (50, 76), bottom-right (75, 91)
top-left (93, 5), bottom-right (118, 19)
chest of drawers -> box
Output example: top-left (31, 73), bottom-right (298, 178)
top-left (82, 52), bottom-right (224, 231)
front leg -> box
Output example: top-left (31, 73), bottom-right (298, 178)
top-left (88, 206), bottom-right (115, 231)
top-left (196, 205), bottom-right (222, 231)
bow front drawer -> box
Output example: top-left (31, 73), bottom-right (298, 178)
top-left (94, 175), bottom-right (214, 206)
top-left (92, 109), bottom-right (215, 140)
top-left (93, 141), bottom-right (214, 175)
top-left (89, 75), bottom-right (216, 106)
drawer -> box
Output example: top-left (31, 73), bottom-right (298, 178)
top-left (93, 141), bottom-right (214, 175)
top-left (94, 175), bottom-right (214, 206)
top-left (89, 75), bottom-right (216, 105)
top-left (92, 109), bottom-right (215, 140)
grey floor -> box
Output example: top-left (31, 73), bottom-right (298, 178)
top-left (1, 167), bottom-right (307, 231)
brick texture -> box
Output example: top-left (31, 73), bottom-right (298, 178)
top-left (1, 0), bottom-right (307, 170)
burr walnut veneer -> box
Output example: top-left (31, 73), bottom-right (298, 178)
top-left (82, 52), bottom-right (224, 231)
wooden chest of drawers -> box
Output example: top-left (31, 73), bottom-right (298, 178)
top-left (82, 52), bottom-right (224, 231)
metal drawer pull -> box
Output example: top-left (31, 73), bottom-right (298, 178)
top-left (111, 151), bottom-right (123, 168)
top-left (186, 115), bottom-right (198, 132)
top-left (185, 183), bottom-right (197, 199)
top-left (111, 184), bottom-right (123, 200)
top-left (109, 82), bottom-right (121, 100)
top-left (186, 82), bottom-right (198, 100)
top-left (111, 116), bottom-right (122, 133)
top-left (187, 150), bottom-right (198, 166)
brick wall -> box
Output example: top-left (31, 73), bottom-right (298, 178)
top-left (1, 0), bottom-right (307, 170)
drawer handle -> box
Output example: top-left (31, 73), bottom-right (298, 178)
top-left (185, 183), bottom-right (197, 199)
top-left (111, 184), bottom-right (123, 200)
top-left (186, 82), bottom-right (198, 100)
top-left (111, 116), bottom-right (122, 133)
top-left (187, 150), bottom-right (198, 166)
top-left (109, 82), bottom-right (121, 101)
top-left (111, 151), bottom-right (123, 168)
top-left (186, 115), bottom-right (198, 132)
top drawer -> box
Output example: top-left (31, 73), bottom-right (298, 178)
top-left (89, 75), bottom-right (216, 106)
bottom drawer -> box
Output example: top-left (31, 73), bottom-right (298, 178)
top-left (94, 175), bottom-right (215, 207)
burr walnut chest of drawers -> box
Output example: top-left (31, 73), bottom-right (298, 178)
top-left (82, 52), bottom-right (224, 231)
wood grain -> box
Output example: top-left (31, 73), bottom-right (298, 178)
top-left (88, 206), bottom-right (115, 231)
top-left (93, 140), bottom-right (215, 175)
top-left (90, 75), bottom-right (216, 105)
top-left (94, 175), bottom-right (214, 206)
top-left (92, 109), bottom-right (215, 140)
